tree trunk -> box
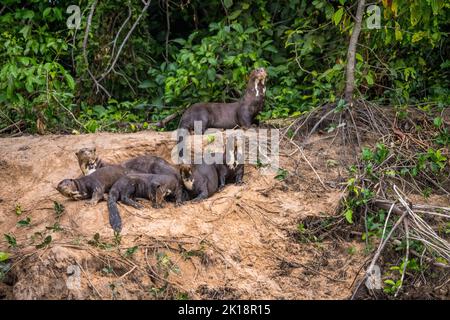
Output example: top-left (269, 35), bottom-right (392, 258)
top-left (344, 0), bottom-right (366, 104)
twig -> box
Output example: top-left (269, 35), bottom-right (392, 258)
top-left (118, 265), bottom-right (137, 281)
top-left (97, 0), bottom-right (151, 83)
top-left (82, 0), bottom-right (110, 97)
top-left (289, 139), bottom-right (328, 190)
top-left (351, 201), bottom-right (408, 299)
top-left (395, 218), bottom-right (409, 297)
top-left (75, 260), bottom-right (103, 299)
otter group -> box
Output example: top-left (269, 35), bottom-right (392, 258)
top-left (56, 68), bottom-right (267, 232)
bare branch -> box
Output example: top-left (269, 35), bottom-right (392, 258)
top-left (82, 0), bottom-right (111, 97)
top-left (344, 0), bottom-right (366, 104)
top-left (97, 0), bottom-right (152, 83)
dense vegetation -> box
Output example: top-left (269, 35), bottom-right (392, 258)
top-left (0, 0), bottom-right (449, 299)
top-left (0, 0), bottom-right (448, 133)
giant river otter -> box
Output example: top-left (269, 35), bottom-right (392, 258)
top-left (178, 68), bottom-right (267, 133)
top-left (107, 173), bottom-right (183, 231)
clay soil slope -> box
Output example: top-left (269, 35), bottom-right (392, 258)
top-left (0, 131), bottom-right (365, 299)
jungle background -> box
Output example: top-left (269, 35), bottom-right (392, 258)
top-left (0, 0), bottom-right (449, 300)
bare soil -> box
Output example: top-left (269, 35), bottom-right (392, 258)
top-left (0, 130), bottom-right (376, 299)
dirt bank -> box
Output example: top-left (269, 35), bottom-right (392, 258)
top-left (0, 130), bottom-right (367, 299)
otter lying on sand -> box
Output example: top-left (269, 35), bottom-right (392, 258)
top-left (108, 173), bottom-right (183, 231)
top-left (180, 163), bottom-right (219, 202)
top-left (178, 68), bottom-right (267, 133)
top-left (56, 165), bottom-right (127, 205)
top-left (75, 148), bottom-right (181, 182)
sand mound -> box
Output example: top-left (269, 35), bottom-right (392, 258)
top-left (0, 131), bottom-right (366, 299)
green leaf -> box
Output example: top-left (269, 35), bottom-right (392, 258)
top-left (138, 80), bottom-right (152, 89)
top-left (344, 209), bottom-right (353, 224)
top-left (65, 73), bottom-right (75, 90)
top-left (43, 7), bottom-right (52, 18)
top-left (228, 10), bottom-right (242, 20)
top-left (4, 234), bottom-right (17, 248)
top-left (21, 10), bottom-right (34, 20)
top-left (395, 22), bottom-right (402, 41)
top-left (19, 25), bottom-right (31, 38)
top-left (365, 73), bottom-right (374, 85)
top-left (384, 279), bottom-right (396, 286)
top-left (17, 217), bottom-right (31, 226)
top-left (430, 0), bottom-right (443, 15)
top-left (125, 246), bottom-right (139, 257)
top-left (0, 252), bottom-right (9, 262)
top-left (207, 68), bottom-right (216, 81)
top-left (36, 236), bottom-right (52, 249)
top-left (433, 117), bottom-right (443, 128)
top-left (356, 53), bottom-right (363, 62)
top-left (224, 0), bottom-right (233, 9)
top-left (54, 201), bottom-right (65, 216)
top-left (333, 8), bottom-right (344, 26)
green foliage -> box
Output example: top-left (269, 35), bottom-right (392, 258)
top-left (0, 252), bottom-right (9, 262)
top-left (53, 201), bottom-right (65, 217)
top-left (0, 0), bottom-right (447, 133)
top-left (124, 246), bottom-right (139, 258)
top-left (4, 233), bottom-right (17, 248)
top-left (384, 258), bottom-right (421, 295)
top-left (275, 168), bottom-right (289, 181)
top-left (35, 235), bottom-right (52, 249)
top-left (15, 203), bottom-right (22, 216)
top-left (17, 217), bottom-right (31, 227)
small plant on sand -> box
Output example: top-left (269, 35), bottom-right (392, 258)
top-left (17, 217), bottom-right (31, 227)
top-left (4, 234), bottom-right (17, 248)
top-left (275, 168), bottom-right (288, 181)
top-left (124, 246), bottom-right (139, 258)
top-left (35, 235), bottom-right (52, 249)
top-left (53, 201), bottom-right (65, 217)
top-left (15, 203), bottom-right (22, 216)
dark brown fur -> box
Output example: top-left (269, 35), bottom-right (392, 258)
top-left (56, 165), bottom-right (127, 205)
top-left (75, 148), bottom-right (181, 183)
top-left (178, 68), bottom-right (267, 133)
top-left (215, 155), bottom-right (244, 189)
top-left (180, 163), bottom-right (219, 202)
top-left (107, 173), bottom-right (182, 231)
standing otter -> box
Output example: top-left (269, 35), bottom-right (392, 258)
top-left (75, 148), bottom-right (181, 182)
top-left (180, 163), bottom-right (219, 202)
top-left (56, 165), bottom-right (127, 205)
top-left (178, 68), bottom-right (267, 133)
top-left (108, 173), bottom-right (183, 232)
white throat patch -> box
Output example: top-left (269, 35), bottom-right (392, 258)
top-left (183, 179), bottom-right (194, 191)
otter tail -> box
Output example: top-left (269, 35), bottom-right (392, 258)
top-left (107, 189), bottom-right (122, 232)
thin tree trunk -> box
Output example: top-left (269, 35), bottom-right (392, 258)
top-left (344, 0), bottom-right (366, 104)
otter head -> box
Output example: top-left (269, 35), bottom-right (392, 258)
top-left (246, 68), bottom-right (267, 98)
top-left (251, 67), bottom-right (267, 81)
top-left (180, 165), bottom-right (194, 191)
top-left (75, 147), bottom-right (98, 175)
top-left (56, 179), bottom-right (85, 200)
